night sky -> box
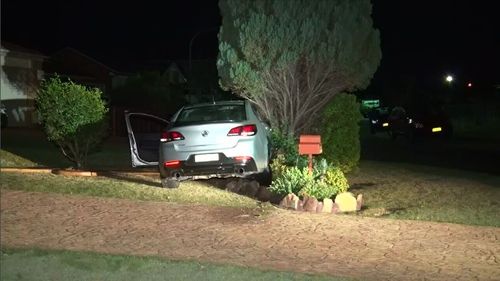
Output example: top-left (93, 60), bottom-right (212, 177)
top-left (2, 0), bottom-right (499, 90)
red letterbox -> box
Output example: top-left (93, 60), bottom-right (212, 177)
top-left (298, 135), bottom-right (322, 173)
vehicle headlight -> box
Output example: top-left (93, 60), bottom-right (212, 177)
top-left (371, 119), bottom-right (378, 124)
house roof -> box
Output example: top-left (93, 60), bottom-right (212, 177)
top-left (0, 41), bottom-right (48, 59)
top-left (50, 47), bottom-right (123, 75)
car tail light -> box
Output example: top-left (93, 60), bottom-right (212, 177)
top-left (161, 131), bottom-right (185, 142)
top-left (234, 156), bottom-right (253, 163)
top-left (227, 125), bottom-right (257, 136)
top-left (164, 160), bottom-right (181, 168)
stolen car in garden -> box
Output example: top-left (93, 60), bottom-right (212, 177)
top-left (125, 100), bottom-right (272, 188)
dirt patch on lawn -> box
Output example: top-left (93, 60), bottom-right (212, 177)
top-left (1, 190), bottom-right (499, 281)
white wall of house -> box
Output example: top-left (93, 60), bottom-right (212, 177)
top-left (0, 47), bottom-right (45, 127)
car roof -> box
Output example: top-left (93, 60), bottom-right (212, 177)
top-left (183, 100), bottom-right (246, 109)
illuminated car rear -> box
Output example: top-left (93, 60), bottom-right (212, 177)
top-left (125, 100), bottom-right (271, 188)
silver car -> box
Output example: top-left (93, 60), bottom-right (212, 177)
top-left (125, 100), bottom-right (271, 188)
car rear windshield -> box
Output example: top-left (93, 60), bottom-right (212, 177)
top-left (174, 104), bottom-right (247, 126)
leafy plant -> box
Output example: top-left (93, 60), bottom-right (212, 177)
top-left (321, 93), bottom-right (363, 172)
top-left (269, 158), bottom-right (350, 200)
top-left (36, 76), bottom-right (108, 169)
top-left (269, 167), bottom-right (314, 196)
top-left (270, 154), bottom-right (288, 180)
top-left (322, 166), bottom-right (349, 194)
top-left (270, 130), bottom-right (299, 165)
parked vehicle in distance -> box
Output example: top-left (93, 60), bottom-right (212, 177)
top-left (388, 105), bottom-right (453, 141)
top-left (367, 107), bottom-right (390, 134)
top-left (125, 100), bottom-right (272, 188)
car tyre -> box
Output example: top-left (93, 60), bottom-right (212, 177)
top-left (255, 167), bottom-right (272, 186)
top-left (161, 178), bottom-right (180, 188)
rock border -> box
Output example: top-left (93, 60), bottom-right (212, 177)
top-left (279, 192), bottom-right (363, 214)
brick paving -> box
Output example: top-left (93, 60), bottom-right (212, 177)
top-left (1, 190), bottom-right (499, 281)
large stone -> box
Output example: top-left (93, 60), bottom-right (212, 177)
top-left (356, 194), bottom-right (363, 211)
top-left (302, 195), bottom-right (318, 212)
top-left (225, 180), bottom-right (241, 193)
top-left (334, 192), bottom-right (358, 212)
top-left (322, 198), bottom-right (333, 213)
top-left (279, 193), bottom-right (300, 210)
top-left (256, 186), bottom-right (273, 202)
top-left (316, 202), bottom-right (323, 213)
top-left (332, 203), bottom-right (340, 214)
top-left (240, 180), bottom-right (260, 197)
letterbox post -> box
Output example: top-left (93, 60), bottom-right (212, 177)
top-left (298, 135), bottom-right (322, 174)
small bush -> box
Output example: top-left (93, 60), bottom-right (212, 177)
top-left (270, 130), bottom-right (299, 165)
top-left (269, 158), bottom-right (350, 200)
top-left (322, 166), bottom-right (349, 194)
top-left (268, 167), bottom-right (314, 196)
top-left (320, 93), bottom-right (363, 173)
top-left (37, 76), bottom-right (108, 169)
top-left (270, 154), bottom-right (288, 180)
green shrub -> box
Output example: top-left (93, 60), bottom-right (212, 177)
top-left (270, 154), bottom-right (288, 180)
top-left (320, 93), bottom-right (363, 173)
top-left (270, 130), bottom-right (299, 165)
top-left (322, 166), bottom-right (349, 194)
top-left (269, 158), bottom-right (350, 200)
top-left (299, 180), bottom-right (332, 200)
top-left (37, 76), bottom-right (108, 169)
top-left (269, 167), bottom-right (314, 196)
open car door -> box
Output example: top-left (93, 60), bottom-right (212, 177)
top-left (124, 112), bottom-right (169, 167)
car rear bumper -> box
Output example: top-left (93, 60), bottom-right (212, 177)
top-left (159, 153), bottom-right (258, 180)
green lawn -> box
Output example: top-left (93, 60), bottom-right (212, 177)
top-left (347, 161), bottom-right (500, 227)
top-left (0, 172), bottom-right (264, 209)
top-left (0, 248), bottom-right (351, 281)
top-left (1, 128), bottom-right (131, 169)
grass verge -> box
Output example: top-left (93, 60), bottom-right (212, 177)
top-left (0, 248), bottom-right (351, 281)
top-left (0, 172), bottom-right (263, 209)
top-left (1, 128), bottom-right (131, 169)
top-left (348, 161), bottom-right (500, 227)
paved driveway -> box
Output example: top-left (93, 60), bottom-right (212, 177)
top-left (1, 190), bottom-right (499, 281)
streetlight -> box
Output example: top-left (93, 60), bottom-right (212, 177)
top-left (445, 75), bottom-right (454, 83)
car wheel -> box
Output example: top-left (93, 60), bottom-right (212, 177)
top-left (255, 167), bottom-right (272, 186)
top-left (161, 178), bottom-right (180, 188)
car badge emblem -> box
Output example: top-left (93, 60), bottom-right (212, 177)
top-left (201, 130), bottom-right (209, 137)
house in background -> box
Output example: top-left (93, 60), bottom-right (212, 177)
top-left (43, 47), bottom-right (129, 100)
top-left (1, 42), bottom-right (47, 127)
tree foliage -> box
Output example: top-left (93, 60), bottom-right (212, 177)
top-left (111, 71), bottom-right (186, 113)
top-left (37, 76), bottom-right (108, 168)
top-left (218, 0), bottom-right (381, 136)
top-left (321, 93), bottom-right (363, 172)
